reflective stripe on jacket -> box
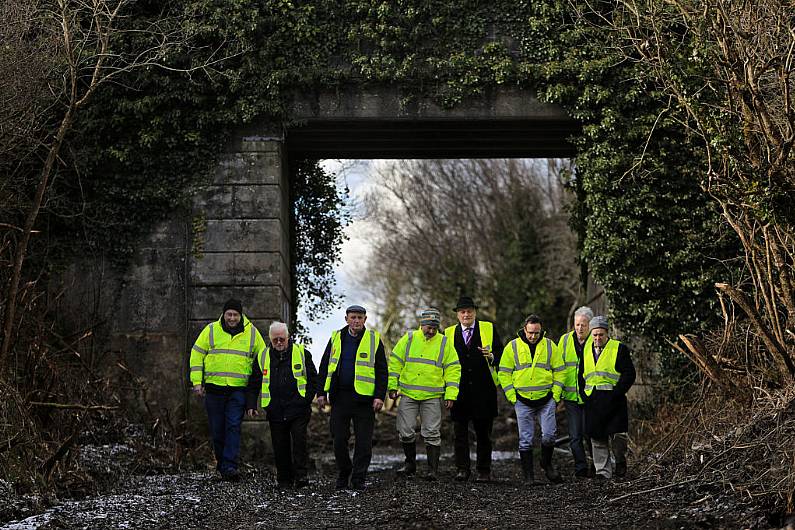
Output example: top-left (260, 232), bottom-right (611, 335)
top-left (324, 329), bottom-right (381, 396)
top-left (444, 321), bottom-right (498, 387)
top-left (556, 331), bottom-right (583, 403)
top-left (498, 336), bottom-right (563, 404)
top-left (583, 338), bottom-right (621, 396)
top-left (189, 315), bottom-right (265, 387)
top-left (389, 329), bottom-right (461, 401)
top-left (258, 343), bottom-right (308, 408)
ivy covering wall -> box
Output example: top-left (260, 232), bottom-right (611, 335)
top-left (34, 0), bottom-right (737, 344)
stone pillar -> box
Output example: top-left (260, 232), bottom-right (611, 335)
top-left (188, 138), bottom-right (292, 352)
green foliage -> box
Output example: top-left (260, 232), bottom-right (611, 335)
top-left (10, 0), bottom-right (741, 347)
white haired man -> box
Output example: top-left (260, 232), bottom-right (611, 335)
top-left (246, 321), bottom-right (317, 488)
top-left (556, 306), bottom-right (594, 478)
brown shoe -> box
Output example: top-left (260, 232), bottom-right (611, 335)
top-left (475, 470), bottom-right (491, 482)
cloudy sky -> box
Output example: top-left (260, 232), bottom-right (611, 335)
top-left (298, 159), bottom-right (381, 366)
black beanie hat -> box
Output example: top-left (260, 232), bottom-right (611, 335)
top-left (223, 298), bottom-right (243, 314)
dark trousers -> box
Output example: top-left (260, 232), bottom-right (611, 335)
top-left (453, 418), bottom-right (493, 472)
top-left (269, 412), bottom-right (310, 485)
top-left (329, 390), bottom-right (375, 484)
top-left (204, 389), bottom-right (246, 474)
top-left (565, 400), bottom-right (588, 473)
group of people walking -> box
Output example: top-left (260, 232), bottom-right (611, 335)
top-left (188, 295), bottom-right (635, 489)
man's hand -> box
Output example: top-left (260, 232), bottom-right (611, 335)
top-left (388, 390), bottom-right (398, 400)
top-left (192, 385), bottom-right (205, 398)
top-left (372, 398), bottom-right (384, 412)
top-left (478, 346), bottom-right (494, 363)
top-left (317, 395), bottom-right (328, 409)
top-left (246, 408), bottom-right (259, 418)
top-left (444, 400), bottom-right (454, 410)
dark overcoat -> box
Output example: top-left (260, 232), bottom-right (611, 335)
top-left (449, 319), bottom-right (503, 421)
top-left (583, 341), bottom-right (636, 439)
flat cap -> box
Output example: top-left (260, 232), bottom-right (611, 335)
top-left (346, 304), bottom-right (366, 314)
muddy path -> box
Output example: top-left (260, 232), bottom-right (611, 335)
top-left (2, 450), bottom-right (758, 530)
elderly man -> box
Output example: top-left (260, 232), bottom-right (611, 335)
top-left (189, 298), bottom-right (266, 481)
top-left (316, 304), bottom-right (388, 491)
top-left (556, 306), bottom-right (594, 478)
top-left (389, 308), bottom-right (461, 480)
top-left (583, 316), bottom-right (636, 480)
top-left (246, 321), bottom-right (317, 488)
top-left (444, 295), bottom-right (503, 482)
top-left (499, 314), bottom-right (563, 484)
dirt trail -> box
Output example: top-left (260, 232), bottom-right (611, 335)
top-left (2, 452), bottom-right (758, 530)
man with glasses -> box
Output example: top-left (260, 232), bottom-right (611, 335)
top-left (499, 314), bottom-right (564, 484)
top-left (246, 321), bottom-right (317, 488)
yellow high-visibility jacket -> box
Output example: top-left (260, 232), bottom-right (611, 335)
top-left (389, 329), bottom-right (461, 401)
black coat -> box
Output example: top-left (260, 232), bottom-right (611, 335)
top-left (246, 340), bottom-right (317, 422)
top-left (449, 320), bottom-right (503, 421)
top-left (316, 326), bottom-right (388, 403)
top-left (583, 341), bottom-right (636, 439)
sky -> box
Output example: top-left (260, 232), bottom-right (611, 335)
top-left (298, 159), bottom-right (380, 366)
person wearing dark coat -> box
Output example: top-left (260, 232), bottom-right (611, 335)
top-left (246, 321), bottom-right (317, 489)
top-left (581, 315), bottom-right (636, 480)
top-left (444, 296), bottom-right (503, 482)
top-left (316, 305), bottom-right (388, 491)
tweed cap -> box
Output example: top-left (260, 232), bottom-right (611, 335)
top-left (346, 304), bottom-right (366, 314)
top-left (589, 315), bottom-right (609, 330)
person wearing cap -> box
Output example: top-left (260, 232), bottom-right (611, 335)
top-left (444, 295), bottom-right (503, 482)
top-left (189, 298), bottom-right (267, 481)
top-left (556, 305), bottom-right (595, 478)
top-left (316, 304), bottom-right (388, 490)
top-left (583, 315), bottom-right (636, 480)
top-left (389, 307), bottom-right (461, 480)
top-left (246, 321), bottom-right (317, 488)
top-left (499, 314), bottom-right (564, 484)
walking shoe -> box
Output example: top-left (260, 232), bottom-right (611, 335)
top-left (454, 469), bottom-right (471, 482)
top-left (350, 480), bottom-right (366, 491)
top-left (221, 469), bottom-right (241, 482)
top-left (294, 478), bottom-right (309, 489)
top-left (335, 477), bottom-right (349, 490)
top-left (475, 470), bottom-right (491, 483)
top-left (574, 469), bottom-right (589, 479)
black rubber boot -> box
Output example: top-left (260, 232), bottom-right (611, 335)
top-left (541, 444), bottom-right (563, 484)
top-left (425, 445), bottom-right (440, 481)
top-left (519, 450), bottom-right (535, 484)
top-left (398, 442), bottom-right (417, 476)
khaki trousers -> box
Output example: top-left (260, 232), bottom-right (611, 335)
top-left (396, 396), bottom-right (443, 446)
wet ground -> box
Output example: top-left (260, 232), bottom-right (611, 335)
top-left (2, 448), bottom-right (765, 530)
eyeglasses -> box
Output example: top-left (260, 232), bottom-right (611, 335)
top-left (271, 337), bottom-right (288, 342)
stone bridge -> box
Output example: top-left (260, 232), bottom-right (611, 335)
top-left (75, 86), bottom-right (579, 416)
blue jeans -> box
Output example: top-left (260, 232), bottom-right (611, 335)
top-left (564, 400), bottom-right (588, 473)
top-left (514, 398), bottom-right (557, 451)
top-left (204, 389), bottom-right (246, 474)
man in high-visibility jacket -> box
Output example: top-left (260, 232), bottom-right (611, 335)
top-left (556, 305), bottom-right (594, 478)
top-left (583, 315), bottom-right (635, 480)
top-left (246, 321), bottom-right (317, 488)
top-left (445, 295), bottom-right (503, 482)
top-left (389, 307), bottom-right (461, 480)
top-left (316, 304), bottom-right (388, 491)
top-left (499, 314), bottom-right (563, 484)
top-left (189, 298), bottom-right (266, 481)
